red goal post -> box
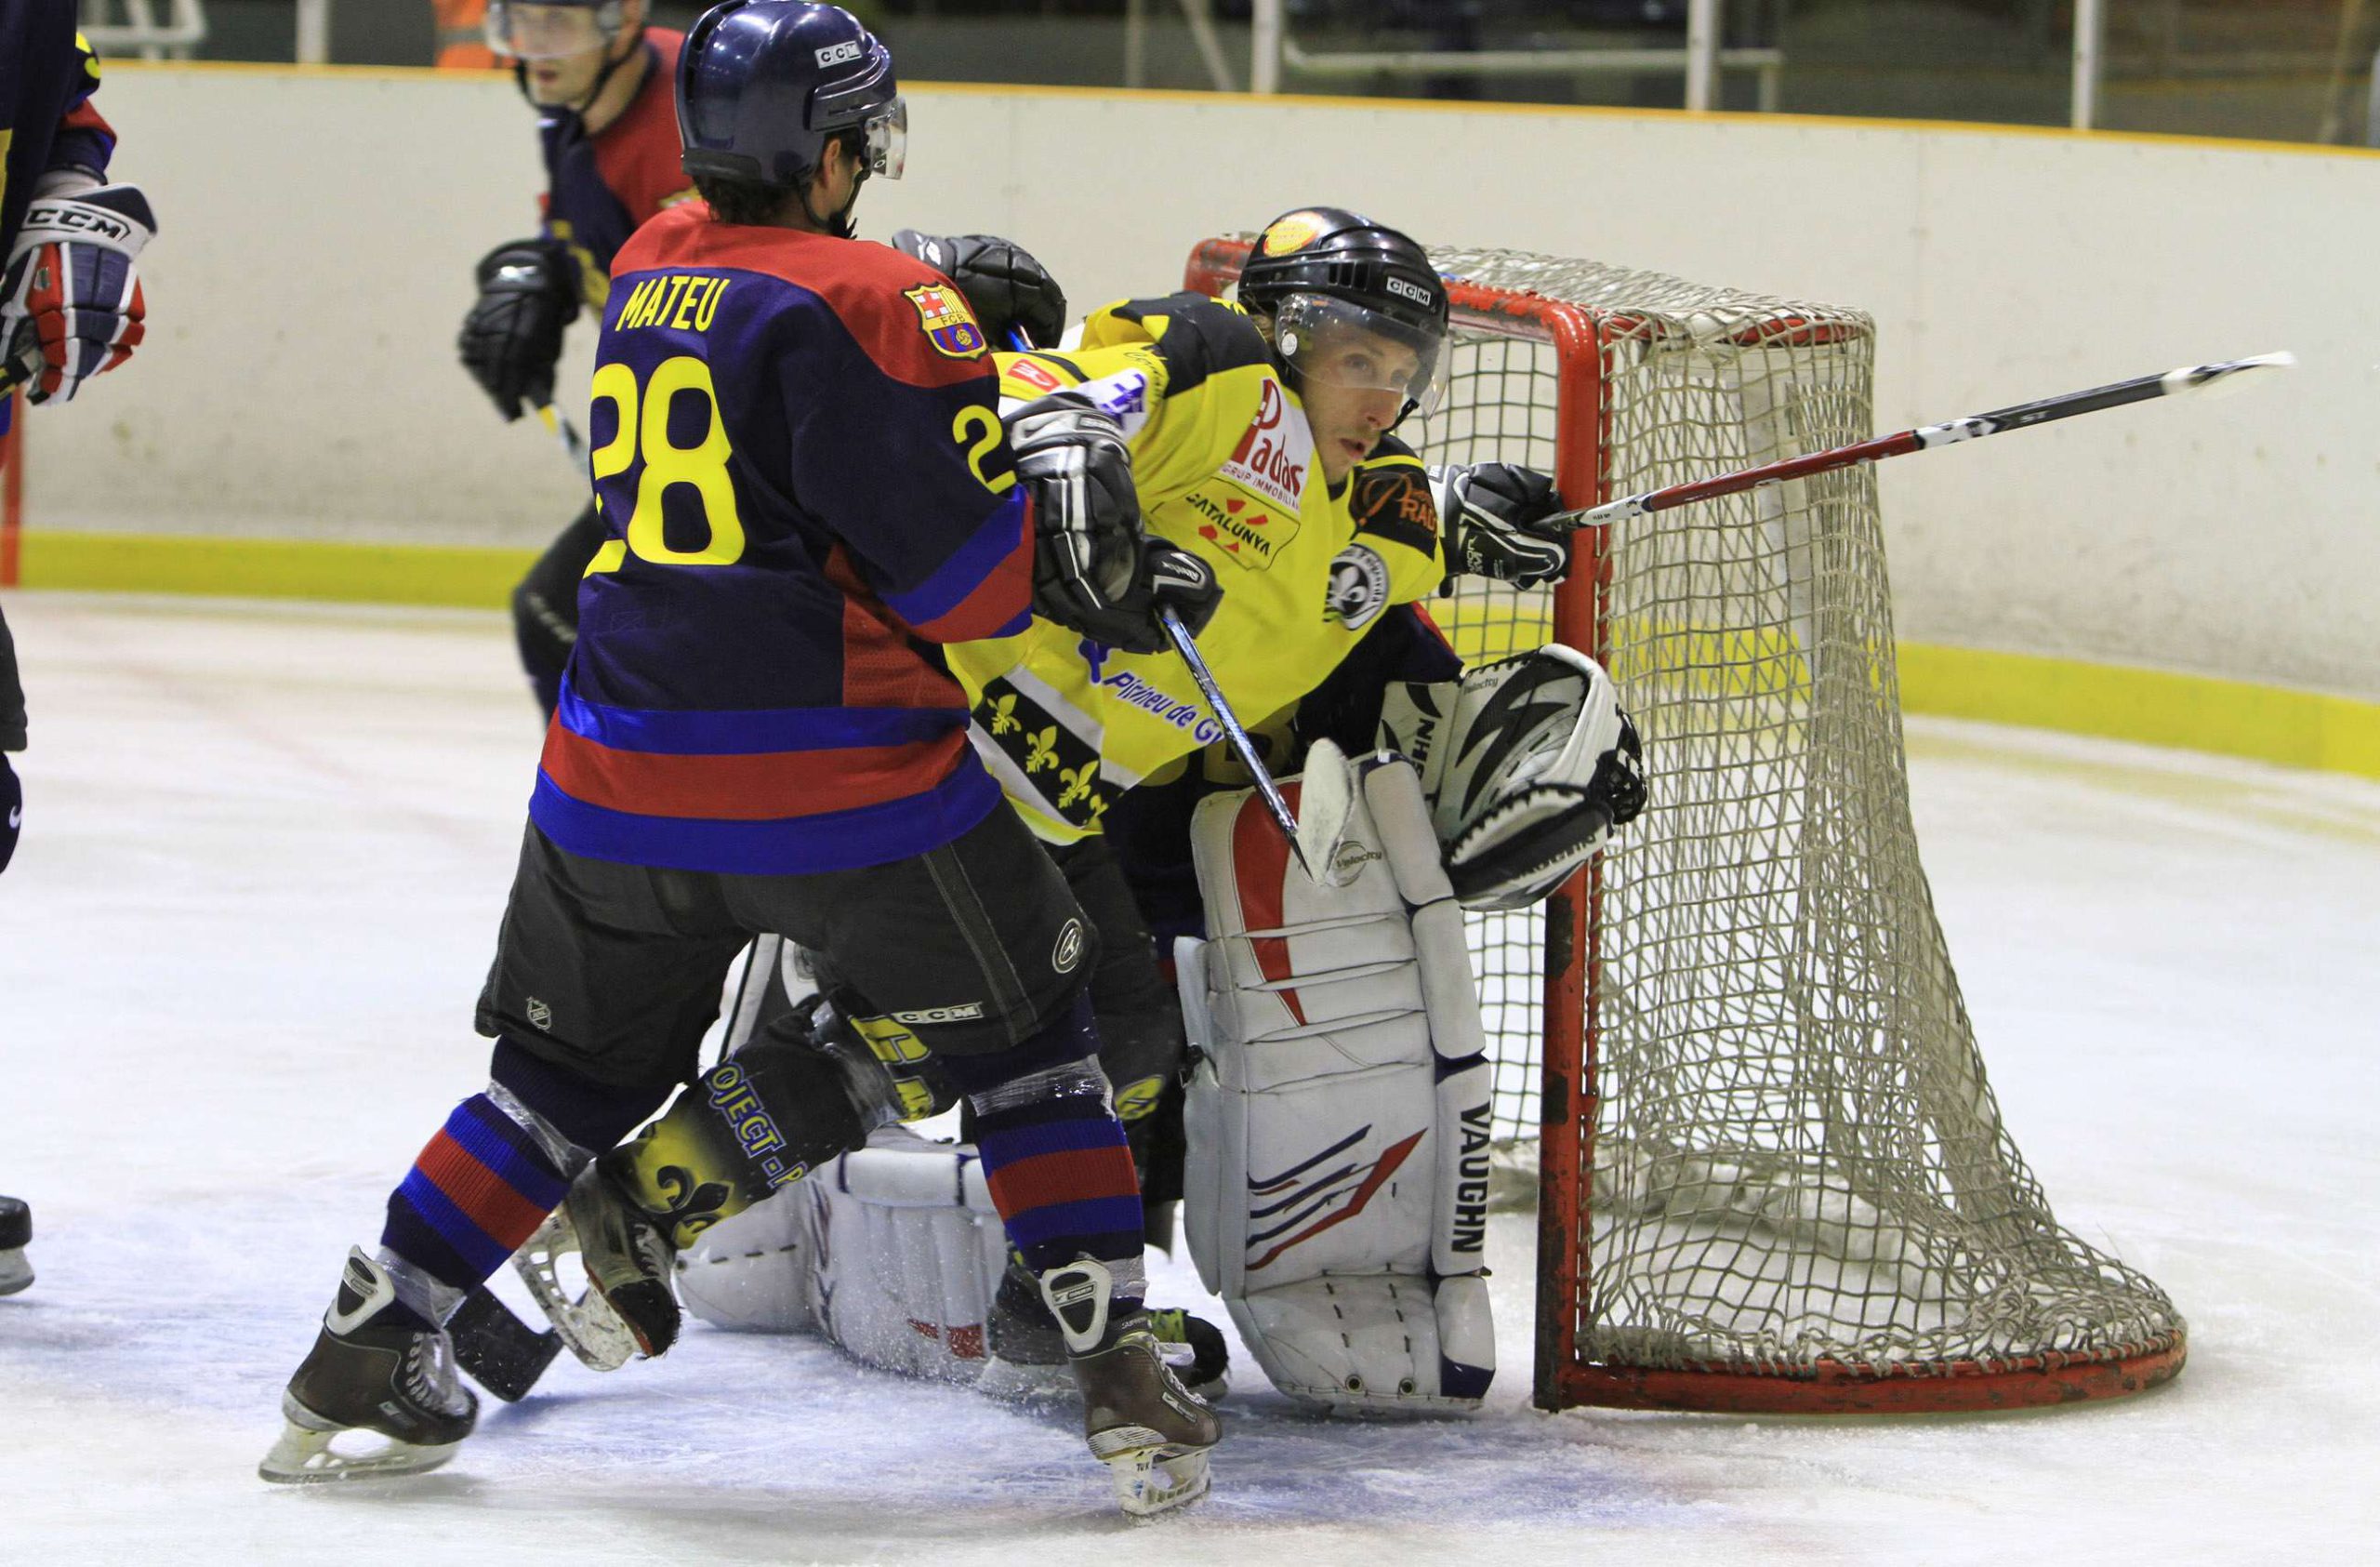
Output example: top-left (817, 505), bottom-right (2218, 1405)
top-left (1182, 235), bottom-right (2186, 1415)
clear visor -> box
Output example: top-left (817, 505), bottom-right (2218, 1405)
top-left (862, 97), bottom-right (907, 180)
top-left (485, 2), bottom-right (615, 61)
top-left (1272, 292), bottom-right (1448, 419)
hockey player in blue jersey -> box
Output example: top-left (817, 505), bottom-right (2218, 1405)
top-left (264, 0), bottom-right (1222, 1518)
top-left (1, 1), bottom-right (158, 1296)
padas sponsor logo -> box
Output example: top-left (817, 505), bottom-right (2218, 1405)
top-left (1220, 378), bottom-right (1312, 511)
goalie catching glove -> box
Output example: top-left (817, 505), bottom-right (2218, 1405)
top-left (1434, 462), bottom-right (1570, 589)
top-left (1, 181), bottom-right (152, 405)
top-left (892, 230), bottom-right (1068, 349)
top-left (1006, 393), bottom-right (1222, 654)
top-left (456, 236), bottom-right (577, 422)
top-left (1379, 644), bottom-right (1645, 910)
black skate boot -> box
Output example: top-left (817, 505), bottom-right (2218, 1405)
top-left (513, 1160), bottom-right (678, 1370)
top-left (1040, 1257), bottom-right (1221, 1518)
top-left (0, 1195), bottom-right (31, 1296)
top-left (987, 1255), bottom-right (1229, 1402)
top-left (258, 1248), bottom-right (478, 1483)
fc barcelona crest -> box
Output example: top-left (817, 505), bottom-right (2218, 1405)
top-left (904, 283), bottom-right (988, 360)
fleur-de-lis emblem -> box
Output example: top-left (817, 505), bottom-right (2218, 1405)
top-left (1058, 759), bottom-right (1101, 807)
top-left (654, 1163), bottom-right (733, 1245)
top-left (985, 693), bottom-right (1021, 736)
top-left (1024, 726), bottom-right (1061, 773)
top-left (1080, 792), bottom-right (1109, 827)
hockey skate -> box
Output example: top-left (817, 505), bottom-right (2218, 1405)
top-left (513, 1160), bottom-right (677, 1369)
top-left (1040, 1257), bottom-right (1221, 1519)
top-left (985, 1258), bottom-right (1230, 1403)
top-left (0, 1196), bottom-right (31, 1296)
top-left (259, 1248), bottom-right (478, 1483)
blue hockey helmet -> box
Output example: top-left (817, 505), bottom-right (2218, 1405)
top-left (678, 2), bottom-right (906, 191)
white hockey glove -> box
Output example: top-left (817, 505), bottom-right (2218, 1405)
top-left (1379, 644), bottom-right (1645, 910)
top-left (1006, 394), bottom-right (1221, 654)
top-left (0, 181), bottom-right (153, 405)
top-left (1434, 462), bottom-right (1570, 589)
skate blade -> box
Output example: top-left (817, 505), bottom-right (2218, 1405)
top-left (1105, 1446), bottom-right (1211, 1519)
top-left (1089, 1428), bottom-right (1212, 1519)
top-left (512, 1207), bottom-right (638, 1371)
top-left (0, 1248), bottom-right (31, 1297)
top-left (258, 1417), bottom-right (460, 1484)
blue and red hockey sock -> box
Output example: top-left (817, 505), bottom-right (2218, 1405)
top-left (939, 994), bottom-right (1147, 1300)
top-left (374, 1038), bottom-right (669, 1327)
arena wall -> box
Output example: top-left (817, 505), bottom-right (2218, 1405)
top-left (12, 65), bottom-right (2378, 773)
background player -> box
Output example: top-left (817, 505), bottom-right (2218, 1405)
top-left (263, 1), bottom-right (1218, 1515)
top-left (459, 0), bottom-right (1068, 716)
top-left (457, 0), bottom-right (692, 715)
top-left (1, 2), bottom-right (156, 1297)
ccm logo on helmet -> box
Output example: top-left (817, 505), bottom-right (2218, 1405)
top-left (1384, 274), bottom-right (1435, 306)
top-left (815, 39), bottom-right (864, 65)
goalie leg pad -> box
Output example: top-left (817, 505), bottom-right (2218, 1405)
top-left (1181, 755), bottom-right (1495, 1414)
top-left (675, 1128), bottom-right (1046, 1390)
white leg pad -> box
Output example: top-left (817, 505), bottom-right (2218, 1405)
top-left (1183, 754), bottom-right (1495, 1414)
top-left (676, 1127), bottom-right (1025, 1389)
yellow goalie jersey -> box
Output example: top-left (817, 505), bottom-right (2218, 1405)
top-left (945, 293), bottom-right (1446, 843)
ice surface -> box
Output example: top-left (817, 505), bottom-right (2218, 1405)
top-left (1, 593), bottom-right (2374, 1564)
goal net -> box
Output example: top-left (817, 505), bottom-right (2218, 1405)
top-left (1183, 238), bottom-right (2185, 1414)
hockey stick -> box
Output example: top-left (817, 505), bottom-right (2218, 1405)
top-left (1160, 604), bottom-right (1311, 877)
top-left (1541, 352), bottom-right (2296, 534)
top-left (536, 403), bottom-right (590, 471)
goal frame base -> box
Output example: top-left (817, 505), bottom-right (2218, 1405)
top-left (1550, 1335), bottom-right (2187, 1414)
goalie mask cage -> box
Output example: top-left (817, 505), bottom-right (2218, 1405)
top-left (1183, 238), bottom-right (2185, 1415)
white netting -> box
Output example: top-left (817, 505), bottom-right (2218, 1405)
top-left (1197, 241), bottom-right (2183, 1390)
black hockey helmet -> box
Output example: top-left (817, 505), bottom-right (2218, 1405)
top-left (1236, 207), bottom-right (1451, 420)
top-left (678, 2), bottom-right (906, 193)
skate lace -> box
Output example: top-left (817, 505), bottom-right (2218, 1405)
top-left (403, 1330), bottom-right (469, 1416)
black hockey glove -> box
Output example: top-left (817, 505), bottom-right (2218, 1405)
top-left (458, 237), bottom-right (578, 422)
top-left (1435, 462), bottom-right (1571, 589)
top-left (892, 230), bottom-right (1068, 349)
top-left (1007, 396), bottom-right (1221, 655)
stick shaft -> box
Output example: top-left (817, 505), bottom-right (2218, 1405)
top-left (1159, 606), bottom-right (1309, 874)
top-left (1550, 353), bottom-right (2286, 532)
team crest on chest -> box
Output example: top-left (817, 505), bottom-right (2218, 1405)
top-left (904, 283), bottom-right (987, 359)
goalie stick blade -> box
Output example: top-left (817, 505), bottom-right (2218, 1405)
top-left (447, 1283), bottom-right (563, 1403)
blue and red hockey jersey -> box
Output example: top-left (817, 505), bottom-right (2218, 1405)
top-left (530, 203), bottom-right (1033, 876)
